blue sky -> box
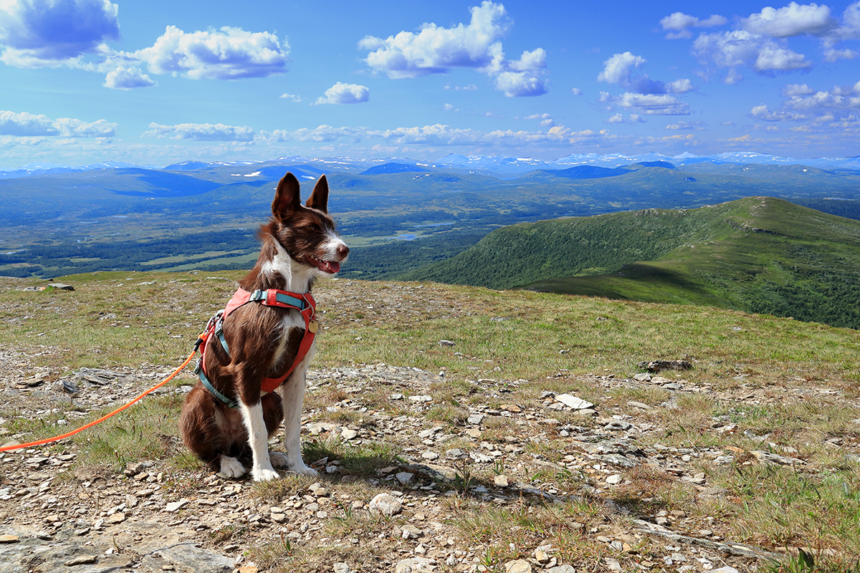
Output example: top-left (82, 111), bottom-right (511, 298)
top-left (0, 0), bottom-right (858, 168)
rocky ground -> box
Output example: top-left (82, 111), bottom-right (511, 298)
top-left (0, 276), bottom-right (858, 572)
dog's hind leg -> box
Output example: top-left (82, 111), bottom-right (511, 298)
top-left (219, 455), bottom-right (246, 478)
top-left (279, 362), bottom-right (318, 476)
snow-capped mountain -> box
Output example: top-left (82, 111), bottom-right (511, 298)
top-left (3, 152), bottom-right (860, 180)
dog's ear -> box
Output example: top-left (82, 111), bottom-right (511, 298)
top-left (272, 172), bottom-right (301, 218)
top-left (306, 174), bottom-right (329, 213)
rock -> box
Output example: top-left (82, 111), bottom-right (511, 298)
top-left (0, 535), bottom-right (19, 543)
top-left (369, 493), bottom-right (402, 516)
top-left (606, 474), bottom-right (623, 485)
top-left (632, 373), bottom-right (651, 382)
top-left (165, 499), bottom-right (189, 512)
top-left (547, 567), bottom-right (576, 573)
top-left (405, 463), bottom-right (458, 482)
top-left (505, 559), bottom-right (532, 573)
top-left (751, 451), bottom-right (804, 466)
top-left (438, 340), bottom-right (455, 347)
top-left (65, 555), bottom-right (98, 565)
top-left (494, 475), bottom-right (509, 487)
top-left (422, 451), bottom-right (439, 461)
top-left (401, 524), bottom-right (423, 539)
top-left (445, 448), bottom-right (466, 459)
top-left (555, 394), bottom-right (594, 410)
top-left (157, 542), bottom-right (234, 572)
top-left (334, 563), bottom-right (352, 573)
top-left (467, 413), bottom-right (484, 425)
top-left (464, 428), bottom-right (482, 438)
top-left (534, 547), bottom-right (550, 563)
top-left (124, 461), bottom-right (145, 476)
top-left (711, 568), bottom-right (739, 573)
top-left (638, 359), bottom-right (692, 372)
top-left (409, 395), bottom-right (432, 403)
top-left (305, 422), bottom-right (336, 435)
top-left (107, 512), bottom-right (126, 524)
top-left (341, 428), bottom-right (358, 441)
top-left (395, 472), bottom-right (414, 485)
top-left (604, 421), bottom-right (631, 431)
top-left (627, 400), bottom-right (651, 410)
top-left (395, 557), bottom-right (435, 573)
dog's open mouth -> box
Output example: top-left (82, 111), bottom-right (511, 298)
top-left (307, 255), bottom-right (340, 274)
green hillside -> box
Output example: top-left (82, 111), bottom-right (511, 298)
top-left (398, 197), bottom-right (860, 329)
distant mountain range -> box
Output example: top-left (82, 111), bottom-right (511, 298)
top-left (3, 151), bottom-right (860, 180)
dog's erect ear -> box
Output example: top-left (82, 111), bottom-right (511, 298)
top-left (306, 174), bottom-right (329, 213)
top-left (272, 172), bottom-right (302, 218)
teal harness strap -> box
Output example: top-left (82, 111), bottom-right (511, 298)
top-left (249, 289), bottom-right (309, 310)
top-left (195, 360), bottom-right (239, 409)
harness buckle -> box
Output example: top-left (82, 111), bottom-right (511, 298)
top-left (266, 289), bottom-right (278, 306)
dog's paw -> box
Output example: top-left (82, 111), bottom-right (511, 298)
top-left (289, 463), bottom-right (319, 477)
top-left (218, 455), bottom-right (246, 479)
top-left (269, 451), bottom-right (290, 469)
top-left (252, 467), bottom-right (280, 482)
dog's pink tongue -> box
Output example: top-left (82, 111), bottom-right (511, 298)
top-left (326, 261), bottom-right (341, 273)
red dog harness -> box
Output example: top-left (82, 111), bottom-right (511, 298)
top-left (194, 288), bottom-right (318, 408)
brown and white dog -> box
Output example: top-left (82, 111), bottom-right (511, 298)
top-left (179, 172), bottom-right (348, 481)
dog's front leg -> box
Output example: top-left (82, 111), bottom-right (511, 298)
top-left (238, 398), bottom-right (279, 482)
top-left (232, 366), bottom-right (279, 482)
top-left (279, 363), bottom-right (318, 476)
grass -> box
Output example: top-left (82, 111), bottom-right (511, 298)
top-left (1, 272), bottom-right (860, 570)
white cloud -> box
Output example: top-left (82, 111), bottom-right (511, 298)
top-left (668, 79), bottom-right (694, 93)
top-left (280, 93), bottom-right (301, 102)
top-left (494, 69), bottom-right (547, 97)
top-left (0, 110), bottom-right (58, 136)
top-left (741, 3), bottom-right (835, 38)
top-left (257, 129), bottom-right (292, 142)
top-left (601, 92), bottom-right (690, 115)
top-left (754, 43), bottom-right (811, 70)
top-left (823, 47), bottom-right (858, 61)
top-left (660, 12), bottom-right (728, 39)
top-left (0, 110), bottom-right (115, 137)
top-left (358, 1), bottom-right (547, 97)
top-left (783, 83), bottom-right (815, 96)
top-left (597, 52), bottom-right (646, 84)
top-left (359, 1), bottom-right (509, 78)
top-left (725, 68), bottom-right (744, 84)
top-left (444, 83), bottom-right (479, 91)
top-left (666, 120), bottom-right (706, 130)
top-left (571, 87), bottom-right (583, 95)
top-left (0, 0), bottom-right (119, 67)
top-left (103, 66), bottom-right (155, 90)
top-left (524, 113), bottom-right (552, 120)
top-left (135, 26), bottom-right (288, 80)
top-left (597, 52), bottom-right (691, 96)
top-left (606, 113), bottom-right (645, 124)
top-left (693, 30), bottom-right (811, 74)
top-left (442, 103), bottom-right (458, 111)
top-left (291, 125), bottom-right (363, 142)
top-left (54, 117), bottom-right (116, 137)
top-left (142, 122), bottom-right (255, 141)
top-left (750, 104), bottom-right (807, 121)
top-left (313, 82), bottom-right (370, 105)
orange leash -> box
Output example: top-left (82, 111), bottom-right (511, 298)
top-left (0, 347), bottom-right (199, 453)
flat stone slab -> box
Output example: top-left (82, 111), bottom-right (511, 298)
top-left (555, 394), bottom-right (594, 410)
top-left (0, 523), bottom-right (234, 573)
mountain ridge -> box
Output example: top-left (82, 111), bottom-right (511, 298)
top-left (397, 197), bottom-right (860, 329)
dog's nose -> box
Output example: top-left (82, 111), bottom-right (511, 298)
top-left (337, 244), bottom-right (350, 258)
